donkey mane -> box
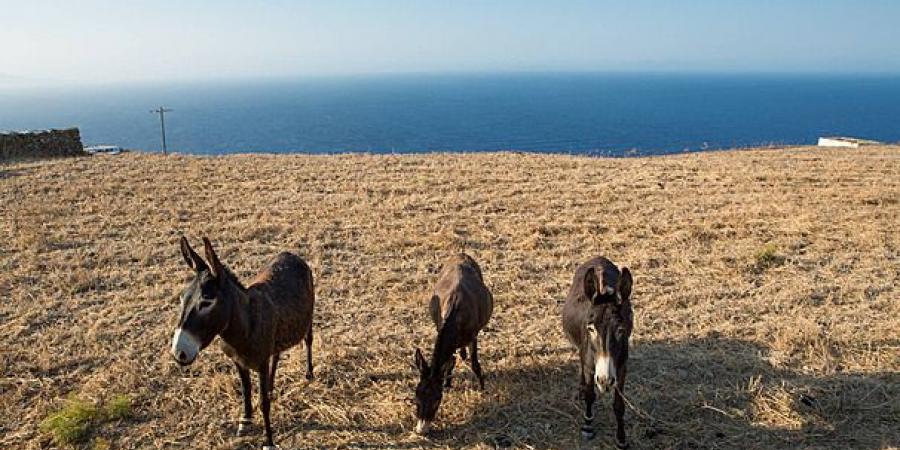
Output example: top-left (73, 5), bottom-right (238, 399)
top-left (221, 265), bottom-right (247, 291)
top-left (204, 264), bottom-right (247, 291)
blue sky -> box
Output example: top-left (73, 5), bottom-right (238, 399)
top-left (1, 0), bottom-right (899, 84)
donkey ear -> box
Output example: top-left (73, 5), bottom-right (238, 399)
top-left (180, 236), bottom-right (207, 272)
top-left (583, 267), bottom-right (598, 301)
top-left (618, 267), bottom-right (633, 303)
top-left (414, 348), bottom-right (429, 374)
top-left (202, 237), bottom-right (226, 281)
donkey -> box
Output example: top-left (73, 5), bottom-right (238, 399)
top-left (413, 253), bottom-right (493, 435)
top-left (562, 256), bottom-right (633, 448)
top-left (171, 237), bottom-right (315, 449)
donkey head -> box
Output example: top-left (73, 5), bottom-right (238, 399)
top-left (412, 348), bottom-right (455, 434)
top-left (583, 265), bottom-right (633, 394)
top-left (170, 237), bottom-right (232, 366)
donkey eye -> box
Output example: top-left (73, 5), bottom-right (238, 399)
top-left (200, 284), bottom-right (216, 299)
top-left (198, 299), bottom-right (214, 310)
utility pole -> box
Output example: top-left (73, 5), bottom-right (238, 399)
top-left (150, 106), bottom-right (173, 154)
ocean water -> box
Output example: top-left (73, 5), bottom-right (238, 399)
top-left (1, 73), bottom-right (899, 156)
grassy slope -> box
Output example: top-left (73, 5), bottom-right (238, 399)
top-left (1, 147), bottom-right (898, 449)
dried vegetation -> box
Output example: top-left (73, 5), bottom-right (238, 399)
top-left (1, 146), bottom-right (898, 449)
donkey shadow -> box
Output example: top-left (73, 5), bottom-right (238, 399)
top-left (435, 337), bottom-right (898, 450)
top-left (225, 337), bottom-right (897, 449)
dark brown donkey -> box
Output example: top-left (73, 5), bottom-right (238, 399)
top-left (413, 253), bottom-right (493, 435)
top-left (562, 256), bottom-right (633, 449)
top-left (171, 237), bottom-right (315, 449)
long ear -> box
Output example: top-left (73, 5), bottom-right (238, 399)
top-left (414, 348), bottom-right (429, 374)
top-left (618, 267), bottom-right (633, 304)
top-left (180, 236), bottom-right (208, 272)
top-left (583, 267), bottom-right (598, 301)
top-left (202, 237), bottom-right (226, 281)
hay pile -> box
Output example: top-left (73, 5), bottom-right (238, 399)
top-left (1, 147), bottom-right (898, 449)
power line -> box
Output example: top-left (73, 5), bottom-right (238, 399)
top-left (150, 106), bottom-right (173, 154)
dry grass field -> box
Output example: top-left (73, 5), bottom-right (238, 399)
top-left (1, 146), bottom-right (898, 450)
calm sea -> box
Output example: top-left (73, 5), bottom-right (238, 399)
top-left (1, 73), bottom-right (898, 156)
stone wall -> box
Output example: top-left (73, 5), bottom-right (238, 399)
top-left (0, 128), bottom-right (85, 161)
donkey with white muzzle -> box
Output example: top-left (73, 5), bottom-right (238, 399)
top-left (562, 256), bottom-right (633, 448)
top-left (171, 237), bottom-right (315, 449)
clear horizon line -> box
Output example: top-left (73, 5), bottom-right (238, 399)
top-left (4, 68), bottom-right (900, 90)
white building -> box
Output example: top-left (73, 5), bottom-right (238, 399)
top-left (817, 137), bottom-right (881, 148)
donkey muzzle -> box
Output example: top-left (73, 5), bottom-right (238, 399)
top-left (171, 328), bottom-right (200, 365)
top-left (595, 375), bottom-right (615, 393)
top-left (594, 354), bottom-right (616, 393)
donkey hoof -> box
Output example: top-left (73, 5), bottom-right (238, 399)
top-left (580, 428), bottom-right (596, 441)
top-left (615, 439), bottom-right (630, 449)
top-left (236, 419), bottom-right (253, 436)
top-left (306, 372), bottom-right (314, 381)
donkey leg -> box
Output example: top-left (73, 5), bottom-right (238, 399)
top-left (613, 379), bottom-right (628, 449)
top-left (443, 355), bottom-right (457, 389)
top-left (305, 326), bottom-right (314, 380)
top-left (236, 363), bottom-right (253, 436)
top-left (258, 360), bottom-right (276, 448)
top-left (580, 378), bottom-right (597, 440)
top-left (269, 353), bottom-right (280, 390)
top-left (469, 338), bottom-right (485, 390)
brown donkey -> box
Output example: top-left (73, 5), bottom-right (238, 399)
top-left (171, 237), bottom-right (315, 449)
top-left (413, 253), bottom-right (493, 435)
top-left (562, 256), bottom-right (633, 449)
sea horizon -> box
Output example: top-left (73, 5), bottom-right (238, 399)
top-left (2, 71), bottom-right (899, 156)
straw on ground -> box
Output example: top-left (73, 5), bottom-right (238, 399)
top-left (1, 146), bottom-right (898, 449)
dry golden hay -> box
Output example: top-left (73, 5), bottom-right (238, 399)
top-left (1, 146), bottom-right (898, 449)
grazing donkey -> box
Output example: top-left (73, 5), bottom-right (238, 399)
top-left (413, 253), bottom-right (493, 435)
top-left (562, 256), bottom-right (633, 448)
top-left (171, 237), bottom-right (315, 449)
